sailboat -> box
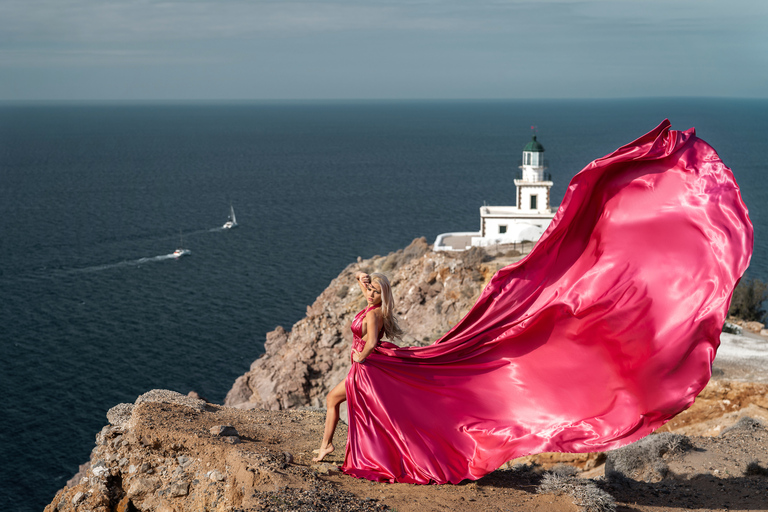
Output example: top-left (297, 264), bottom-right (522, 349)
top-left (222, 204), bottom-right (238, 229)
top-left (172, 231), bottom-right (191, 258)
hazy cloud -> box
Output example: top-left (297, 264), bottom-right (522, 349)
top-left (0, 0), bottom-right (766, 99)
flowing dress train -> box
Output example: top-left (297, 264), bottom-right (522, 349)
top-left (341, 120), bottom-right (753, 484)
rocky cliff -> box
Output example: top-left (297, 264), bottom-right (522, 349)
top-left (224, 237), bottom-right (523, 413)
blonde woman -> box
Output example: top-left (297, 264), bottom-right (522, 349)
top-left (313, 271), bottom-right (402, 462)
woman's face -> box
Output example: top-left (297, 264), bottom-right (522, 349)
top-left (365, 281), bottom-right (383, 306)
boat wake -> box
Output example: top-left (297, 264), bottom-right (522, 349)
top-left (70, 253), bottom-right (188, 274)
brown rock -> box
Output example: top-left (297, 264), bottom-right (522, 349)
top-left (127, 476), bottom-right (161, 498)
top-left (209, 425), bottom-right (239, 437)
top-left (169, 480), bottom-right (190, 497)
top-left (264, 326), bottom-right (289, 353)
top-left (115, 495), bottom-right (137, 512)
top-left (66, 461), bottom-right (90, 488)
top-left (187, 390), bottom-right (207, 402)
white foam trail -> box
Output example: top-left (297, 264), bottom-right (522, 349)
top-left (70, 253), bottom-right (183, 274)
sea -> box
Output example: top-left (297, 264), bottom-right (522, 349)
top-left (1, 99), bottom-right (766, 511)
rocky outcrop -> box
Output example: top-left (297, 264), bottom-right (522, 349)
top-left (225, 238), bottom-right (523, 412)
top-left (46, 389), bottom-right (390, 512)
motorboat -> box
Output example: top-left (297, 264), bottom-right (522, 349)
top-left (172, 231), bottom-right (191, 258)
top-left (172, 248), bottom-right (191, 258)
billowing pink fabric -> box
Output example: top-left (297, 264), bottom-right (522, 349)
top-left (342, 120), bottom-right (753, 484)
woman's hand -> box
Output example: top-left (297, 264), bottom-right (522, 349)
top-left (351, 349), bottom-right (366, 364)
top-left (356, 272), bottom-right (370, 286)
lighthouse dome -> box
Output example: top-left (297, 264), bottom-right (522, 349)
top-left (523, 135), bottom-right (545, 153)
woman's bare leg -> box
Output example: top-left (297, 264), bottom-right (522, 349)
top-left (313, 379), bottom-right (347, 462)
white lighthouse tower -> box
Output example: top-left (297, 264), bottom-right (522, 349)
top-left (515, 135), bottom-right (553, 215)
top-left (433, 132), bottom-right (558, 251)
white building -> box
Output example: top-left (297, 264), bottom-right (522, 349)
top-left (434, 134), bottom-right (558, 251)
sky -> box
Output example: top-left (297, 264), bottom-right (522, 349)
top-left (1, 0), bottom-right (766, 100)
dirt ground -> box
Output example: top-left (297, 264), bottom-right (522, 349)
top-left (118, 382), bottom-right (767, 512)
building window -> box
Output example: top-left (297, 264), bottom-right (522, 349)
top-left (525, 153), bottom-right (531, 165)
top-left (499, 225), bottom-right (507, 234)
top-left (530, 195), bottom-right (538, 210)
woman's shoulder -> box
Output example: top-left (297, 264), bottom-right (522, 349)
top-left (363, 305), bottom-right (384, 320)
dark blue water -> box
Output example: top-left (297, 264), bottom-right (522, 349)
top-left (1, 99), bottom-right (766, 511)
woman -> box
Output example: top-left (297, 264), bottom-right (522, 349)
top-left (313, 271), bottom-right (402, 462)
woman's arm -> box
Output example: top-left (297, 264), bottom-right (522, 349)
top-left (353, 310), bottom-right (383, 363)
top-left (355, 272), bottom-right (370, 295)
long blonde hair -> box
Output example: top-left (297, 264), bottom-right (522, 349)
top-left (371, 272), bottom-right (403, 341)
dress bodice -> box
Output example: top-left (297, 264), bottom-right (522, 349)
top-left (351, 303), bottom-right (382, 352)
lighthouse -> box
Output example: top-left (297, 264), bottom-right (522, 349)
top-left (515, 135), bottom-right (553, 214)
top-left (433, 132), bottom-right (558, 251)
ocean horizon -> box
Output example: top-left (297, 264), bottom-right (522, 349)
top-left (1, 98), bottom-right (766, 511)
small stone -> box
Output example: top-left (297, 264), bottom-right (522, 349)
top-left (139, 462), bottom-right (152, 474)
top-left (115, 495), bottom-right (135, 512)
top-left (169, 480), bottom-right (190, 497)
top-left (187, 390), bottom-right (207, 402)
top-left (283, 452), bottom-right (294, 464)
top-left (177, 455), bottom-right (192, 468)
top-left (128, 464), bottom-right (137, 474)
top-left (222, 436), bottom-right (241, 444)
top-left (119, 457), bottom-right (129, 467)
top-left (92, 465), bottom-right (109, 478)
top-left (311, 463), bottom-right (338, 475)
top-left (72, 491), bottom-right (85, 505)
top-left (127, 477), bottom-right (161, 498)
top-left (208, 470), bottom-right (225, 482)
top-left (210, 425), bottom-right (239, 437)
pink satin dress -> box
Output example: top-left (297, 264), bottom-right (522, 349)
top-left (341, 120), bottom-right (753, 485)
top-left (348, 303), bottom-right (395, 356)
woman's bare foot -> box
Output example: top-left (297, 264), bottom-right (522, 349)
top-left (312, 443), bottom-right (334, 462)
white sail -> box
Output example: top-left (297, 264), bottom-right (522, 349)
top-left (223, 204), bottom-right (238, 229)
